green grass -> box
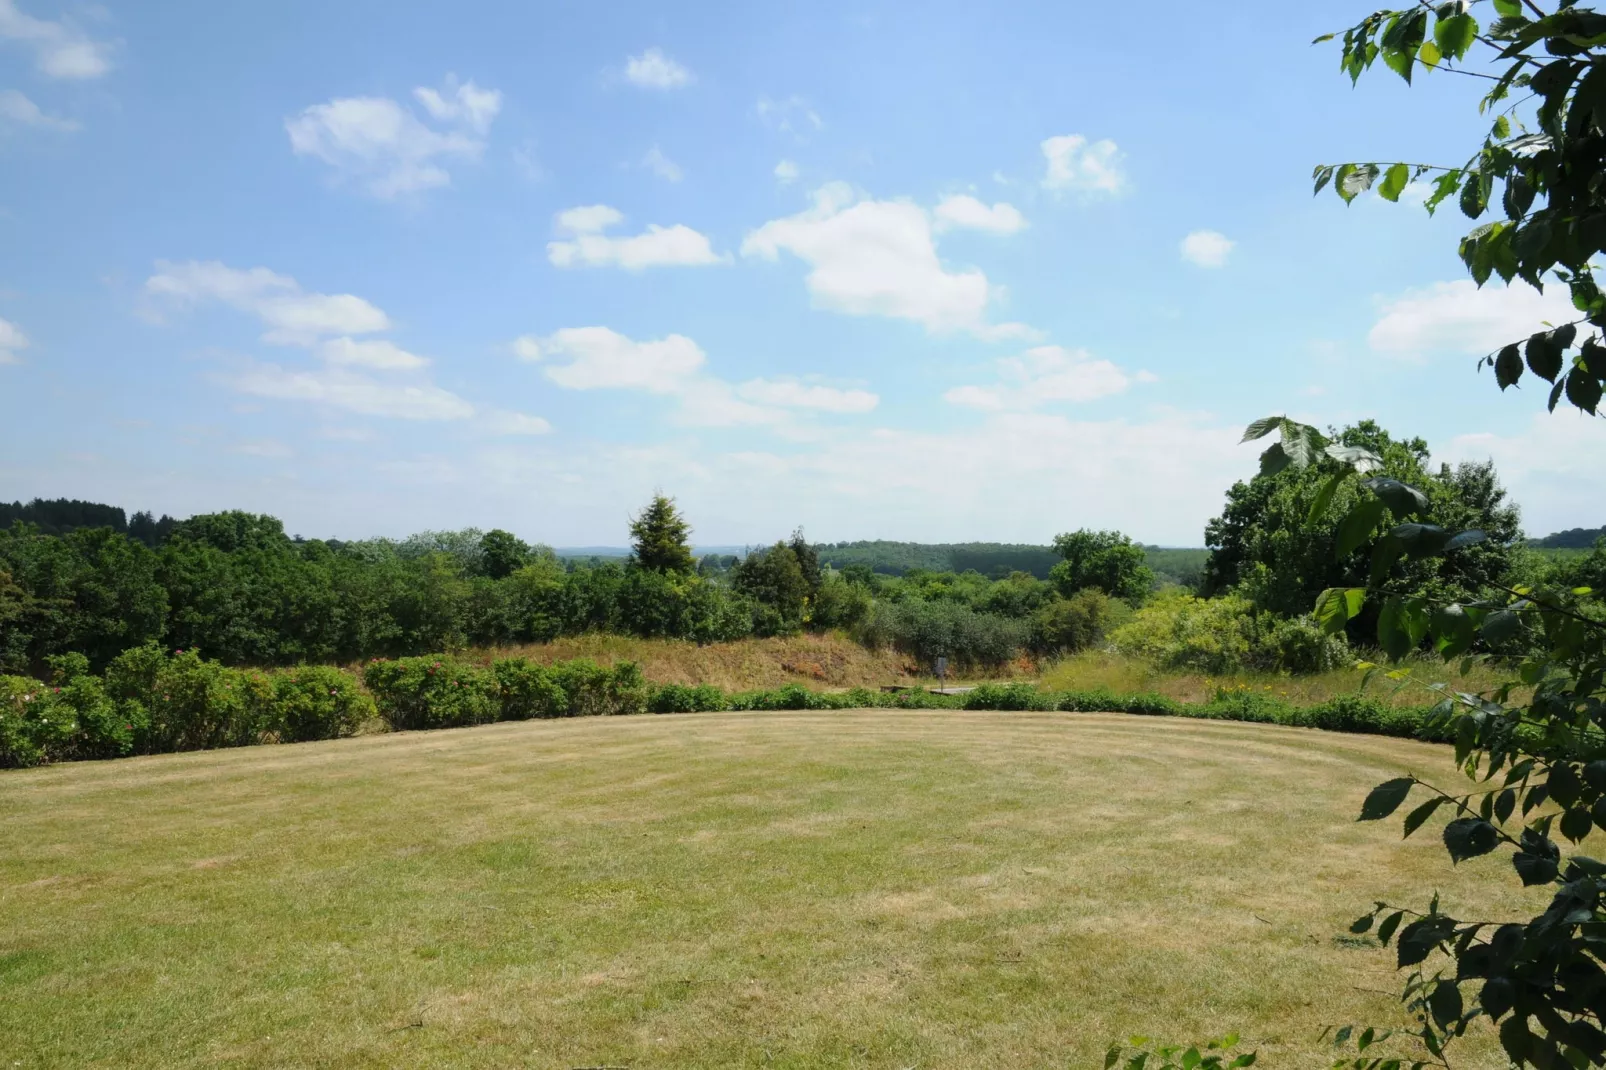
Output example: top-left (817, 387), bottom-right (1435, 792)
top-left (1039, 648), bottom-right (1515, 708)
top-left (0, 711), bottom-right (1529, 1068)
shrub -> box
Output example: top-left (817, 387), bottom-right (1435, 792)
top-left (272, 665), bottom-right (375, 742)
top-left (1110, 592), bottom-right (1261, 674)
top-left (362, 655), bottom-right (498, 730)
top-left (492, 658), bottom-right (568, 720)
top-left (963, 683), bottom-right (1053, 711)
top-left (861, 599), bottom-right (1029, 670)
top-left (545, 658), bottom-right (647, 717)
top-left (43, 652), bottom-right (132, 759)
top-left (1260, 615), bottom-right (1351, 673)
top-left (0, 674), bottom-right (78, 767)
top-left (1198, 686), bottom-right (1295, 724)
top-left (1031, 589), bottom-right (1123, 655)
top-left (102, 644), bottom-right (274, 753)
top-left (648, 683), bottom-right (726, 714)
top-left (1057, 688), bottom-right (1183, 716)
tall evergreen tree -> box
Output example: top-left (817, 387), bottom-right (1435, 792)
top-left (628, 495), bottom-right (695, 574)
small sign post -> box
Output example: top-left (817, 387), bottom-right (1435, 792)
top-left (935, 656), bottom-right (948, 688)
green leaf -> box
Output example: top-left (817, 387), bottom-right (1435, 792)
top-left (1361, 777), bottom-right (1415, 821)
top-left (1349, 912), bottom-right (1375, 934)
top-left (1562, 807), bottom-right (1594, 844)
top-left (1444, 529), bottom-right (1487, 550)
top-left (1482, 609), bottom-right (1521, 644)
top-left (1526, 332), bottom-right (1564, 382)
top-left (1494, 343), bottom-right (1523, 388)
top-left (1418, 39), bottom-right (1442, 69)
top-left (1424, 170), bottom-right (1462, 215)
top-left (1339, 163), bottom-right (1380, 203)
top-left (1493, 114), bottom-right (1511, 139)
top-left (1433, 12), bottom-right (1478, 61)
top-left (1258, 442), bottom-right (1291, 477)
top-left (1376, 909), bottom-right (1404, 944)
top-left (1379, 162), bottom-right (1411, 202)
top-left (1313, 165), bottom-right (1337, 196)
top-left (1324, 444), bottom-right (1382, 471)
top-left (1280, 421), bottom-right (1323, 469)
top-left (1240, 416), bottom-right (1284, 443)
top-left (1459, 171), bottom-right (1486, 219)
top-left (1443, 817), bottom-right (1500, 861)
top-left (1362, 477), bottom-right (1429, 517)
top-left (1403, 795), bottom-right (1446, 837)
top-left (1307, 471), bottom-right (1348, 528)
top-left (1337, 497), bottom-right (1388, 559)
top-left (1315, 587), bottom-right (1366, 635)
top-left (1565, 366), bottom-right (1602, 414)
top-left (1107, 1046), bottom-right (1122, 1070)
top-left (1491, 0), bottom-right (1522, 15)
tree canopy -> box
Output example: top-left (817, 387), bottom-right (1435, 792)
top-left (628, 495), bottom-right (696, 574)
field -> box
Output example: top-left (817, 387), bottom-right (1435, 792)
top-left (0, 710), bottom-right (1531, 1069)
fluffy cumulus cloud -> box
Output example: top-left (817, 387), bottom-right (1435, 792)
top-left (547, 205), bottom-right (726, 270)
top-left (0, 88), bottom-right (77, 130)
top-left (0, 0), bottom-right (112, 78)
top-left (145, 260), bottom-right (543, 431)
top-left (624, 48), bottom-right (693, 90)
top-left (742, 183), bottom-right (1033, 339)
top-left (286, 76), bottom-right (500, 199)
top-left (944, 345), bottom-right (1137, 411)
top-left (1180, 230), bottom-right (1233, 268)
top-left (933, 195), bottom-right (1026, 235)
top-left (515, 326), bottom-right (878, 430)
top-left (1041, 134), bottom-right (1126, 196)
top-left (516, 327), bottom-right (706, 393)
top-left (1369, 280), bottom-right (1583, 359)
top-left (0, 315), bottom-right (27, 364)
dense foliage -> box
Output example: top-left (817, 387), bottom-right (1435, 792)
top-left (1, 637), bottom-right (1460, 770)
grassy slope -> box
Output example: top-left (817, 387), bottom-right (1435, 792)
top-left (481, 633), bottom-right (1029, 689)
top-left (1040, 649), bottom-right (1515, 707)
top-left (0, 712), bottom-right (1527, 1068)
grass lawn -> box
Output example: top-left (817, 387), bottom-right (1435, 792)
top-left (0, 711), bottom-right (1532, 1068)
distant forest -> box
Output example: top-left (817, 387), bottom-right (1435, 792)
top-left (0, 499), bottom-right (178, 546)
top-left (1530, 526), bottom-right (1606, 550)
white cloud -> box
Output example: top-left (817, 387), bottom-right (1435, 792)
top-left (742, 183), bottom-right (1027, 338)
top-left (0, 88), bottom-right (77, 130)
top-left (411, 76), bottom-right (500, 134)
top-left (933, 195), bottom-right (1026, 235)
top-left (737, 378), bottom-right (878, 413)
top-left (0, 0), bottom-right (111, 79)
top-left (757, 95), bottom-right (822, 135)
top-left (518, 327), bottom-right (706, 393)
top-left (774, 159), bottom-right (799, 184)
top-left (480, 410), bottom-right (553, 436)
top-left (1442, 412), bottom-right (1606, 537)
top-left (1041, 134), bottom-right (1126, 196)
top-left (1180, 230), bottom-right (1233, 268)
top-left (228, 363), bottom-right (477, 421)
top-left (643, 145), bottom-right (683, 182)
top-left (943, 345), bottom-right (1135, 410)
top-left (148, 260), bottom-right (545, 429)
top-left (1369, 280), bottom-right (1582, 360)
top-left (0, 315), bottom-right (26, 364)
top-left (286, 76), bottom-right (499, 199)
top-left (322, 336), bottom-right (428, 370)
top-left (624, 48), bottom-right (693, 90)
top-left (547, 206), bottom-right (726, 270)
top-left (515, 327), bottom-right (880, 432)
top-left (145, 261), bottom-right (390, 344)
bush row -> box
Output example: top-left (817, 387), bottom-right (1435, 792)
top-left (1, 646), bottom-right (373, 767)
top-left (1, 646), bottom-right (1449, 770)
top-left (361, 655), bottom-right (646, 729)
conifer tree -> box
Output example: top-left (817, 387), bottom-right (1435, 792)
top-left (628, 495), bottom-right (695, 574)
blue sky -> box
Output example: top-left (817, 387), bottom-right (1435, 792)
top-left (2, 0), bottom-right (1601, 546)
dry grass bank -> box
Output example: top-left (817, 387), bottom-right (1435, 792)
top-left (478, 632), bottom-right (1026, 690)
top-left (0, 711), bottom-right (1525, 1068)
